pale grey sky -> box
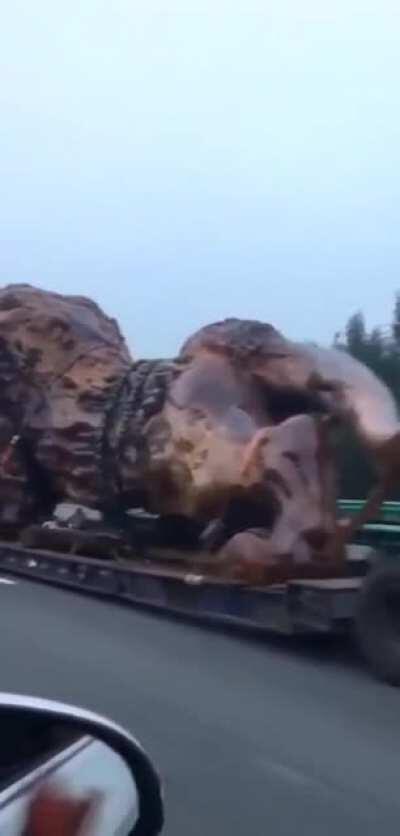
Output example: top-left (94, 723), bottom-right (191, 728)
top-left (1, 2), bottom-right (400, 356)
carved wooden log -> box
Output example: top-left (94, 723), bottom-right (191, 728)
top-left (0, 284), bottom-right (132, 522)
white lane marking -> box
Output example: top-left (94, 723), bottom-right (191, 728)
top-left (0, 577), bottom-right (17, 585)
top-left (256, 755), bottom-right (326, 791)
top-left (264, 760), bottom-right (317, 788)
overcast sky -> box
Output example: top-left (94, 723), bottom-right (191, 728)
top-left (1, 2), bottom-right (400, 356)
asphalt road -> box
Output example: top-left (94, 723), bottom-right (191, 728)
top-left (1, 577), bottom-right (400, 835)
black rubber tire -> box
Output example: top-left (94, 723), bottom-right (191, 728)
top-left (355, 561), bottom-right (400, 686)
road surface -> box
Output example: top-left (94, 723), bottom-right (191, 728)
top-left (1, 576), bottom-right (399, 835)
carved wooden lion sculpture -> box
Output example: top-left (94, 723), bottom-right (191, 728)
top-left (0, 284), bottom-right (398, 581)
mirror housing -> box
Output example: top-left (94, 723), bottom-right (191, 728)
top-left (0, 693), bottom-right (163, 835)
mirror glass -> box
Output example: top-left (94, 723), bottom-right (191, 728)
top-left (0, 711), bottom-right (139, 835)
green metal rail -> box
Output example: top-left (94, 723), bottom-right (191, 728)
top-left (338, 499), bottom-right (400, 550)
top-left (338, 500), bottom-right (400, 524)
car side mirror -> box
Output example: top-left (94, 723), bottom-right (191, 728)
top-left (0, 693), bottom-right (163, 835)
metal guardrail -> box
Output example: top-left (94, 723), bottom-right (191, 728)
top-left (338, 500), bottom-right (400, 525)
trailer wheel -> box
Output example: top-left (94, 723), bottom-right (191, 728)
top-left (355, 562), bottom-right (400, 685)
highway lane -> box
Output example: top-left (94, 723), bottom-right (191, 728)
top-left (1, 577), bottom-right (400, 835)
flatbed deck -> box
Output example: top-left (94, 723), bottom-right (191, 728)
top-left (0, 539), bottom-right (365, 636)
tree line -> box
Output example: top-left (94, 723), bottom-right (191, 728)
top-left (334, 294), bottom-right (400, 498)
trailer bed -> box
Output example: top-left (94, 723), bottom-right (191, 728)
top-left (0, 540), bottom-right (364, 636)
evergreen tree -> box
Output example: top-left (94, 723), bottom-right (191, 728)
top-left (345, 311), bottom-right (366, 357)
top-left (393, 292), bottom-right (400, 345)
top-left (336, 294), bottom-right (400, 498)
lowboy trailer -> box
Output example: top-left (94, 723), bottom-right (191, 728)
top-left (0, 500), bottom-right (400, 686)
